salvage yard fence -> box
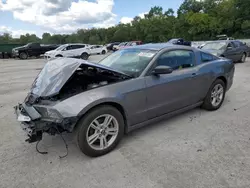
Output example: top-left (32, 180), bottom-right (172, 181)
top-left (0, 43), bottom-right (25, 59)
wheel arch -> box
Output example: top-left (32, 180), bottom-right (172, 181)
top-left (81, 51), bottom-right (89, 55)
top-left (216, 76), bottom-right (227, 88)
top-left (74, 101), bottom-right (128, 133)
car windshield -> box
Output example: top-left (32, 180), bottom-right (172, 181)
top-left (119, 42), bottom-right (126, 47)
top-left (202, 42), bottom-right (227, 50)
top-left (168, 39), bottom-right (178, 43)
top-left (125, 42), bottom-right (132, 46)
top-left (55, 45), bottom-right (67, 51)
top-left (98, 49), bottom-right (157, 77)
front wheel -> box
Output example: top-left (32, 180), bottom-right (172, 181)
top-left (76, 105), bottom-right (124, 157)
top-left (19, 52), bottom-right (28, 60)
top-left (240, 53), bottom-right (247, 63)
top-left (101, 50), bottom-right (106, 54)
top-left (202, 79), bottom-right (226, 111)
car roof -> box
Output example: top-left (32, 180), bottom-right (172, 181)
top-left (67, 43), bottom-right (88, 45)
top-left (127, 43), bottom-right (196, 51)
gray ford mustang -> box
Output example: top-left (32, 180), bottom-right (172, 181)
top-left (15, 43), bottom-right (235, 157)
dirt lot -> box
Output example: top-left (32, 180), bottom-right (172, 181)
top-left (1, 56), bottom-right (250, 188)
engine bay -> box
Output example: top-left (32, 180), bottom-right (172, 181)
top-left (54, 64), bottom-right (129, 100)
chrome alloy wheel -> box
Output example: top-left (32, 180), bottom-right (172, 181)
top-left (86, 114), bottom-right (119, 150)
top-left (211, 84), bottom-right (224, 107)
top-left (241, 53), bottom-right (246, 62)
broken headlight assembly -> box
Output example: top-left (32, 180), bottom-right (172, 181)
top-left (35, 106), bottom-right (62, 123)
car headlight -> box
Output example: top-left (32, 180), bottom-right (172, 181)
top-left (35, 106), bottom-right (62, 122)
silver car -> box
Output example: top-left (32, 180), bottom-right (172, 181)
top-left (15, 43), bottom-right (235, 157)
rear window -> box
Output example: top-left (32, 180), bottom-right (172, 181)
top-left (201, 52), bottom-right (217, 62)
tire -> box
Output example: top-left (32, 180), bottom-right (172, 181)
top-left (81, 52), bottom-right (89, 60)
top-left (240, 52), bottom-right (247, 63)
top-left (202, 79), bottom-right (226, 111)
top-left (19, 52), bottom-right (28, 60)
top-left (102, 50), bottom-right (106, 55)
top-left (76, 105), bottom-right (124, 157)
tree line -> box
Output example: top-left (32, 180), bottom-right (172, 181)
top-left (1, 0), bottom-right (250, 45)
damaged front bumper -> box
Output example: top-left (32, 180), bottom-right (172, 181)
top-left (14, 103), bottom-right (77, 143)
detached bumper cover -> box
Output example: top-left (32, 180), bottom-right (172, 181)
top-left (14, 104), bottom-right (43, 143)
top-left (14, 103), bottom-right (78, 143)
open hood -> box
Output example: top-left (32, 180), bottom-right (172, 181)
top-left (30, 58), bottom-right (130, 97)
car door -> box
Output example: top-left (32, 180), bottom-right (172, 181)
top-left (232, 41), bottom-right (243, 61)
top-left (27, 43), bottom-right (40, 56)
top-left (62, 45), bottom-right (80, 57)
top-left (224, 42), bottom-right (238, 61)
top-left (89, 46), bottom-right (98, 54)
top-left (144, 49), bottom-right (202, 119)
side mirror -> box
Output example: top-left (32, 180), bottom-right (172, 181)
top-left (152, 65), bottom-right (173, 75)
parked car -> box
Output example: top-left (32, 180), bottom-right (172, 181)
top-left (89, 45), bottom-right (108, 55)
top-left (44, 43), bottom-right (90, 60)
top-left (12, 43), bottom-right (59, 59)
top-left (201, 40), bottom-right (250, 63)
top-left (119, 41), bottom-right (143, 49)
top-left (197, 43), bottom-right (206, 49)
top-left (216, 34), bottom-right (234, 40)
top-left (14, 43), bottom-right (234, 157)
top-left (106, 42), bottom-right (120, 51)
top-left (168, 38), bottom-right (192, 46)
top-left (113, 42), bottom-right (128, 51)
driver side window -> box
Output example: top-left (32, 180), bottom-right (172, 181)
top-left (65, 45), bottom-right (73, 51)
top-left (157, 50), bottom-right (195, 70)
top-left (227, 42), bottom-right (235, 48)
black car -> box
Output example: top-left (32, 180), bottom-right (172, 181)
top-left (201, 40), bottom-right (250, 63)
top-left (168, 38), bottom-right (192, 46)
top-left (106, 42), bottom-right (120, 51)
top-left (12, 43), bottom-right (59, 59)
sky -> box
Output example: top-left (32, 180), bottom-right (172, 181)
top-left (0, 0), bottom-right (184, 38)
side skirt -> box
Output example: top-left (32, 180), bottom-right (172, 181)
top-left (127, 101), bottom-right (203, 133)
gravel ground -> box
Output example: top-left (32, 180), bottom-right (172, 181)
top-left (0, 56), bottom-right (250, 188)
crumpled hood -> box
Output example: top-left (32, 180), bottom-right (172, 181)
top-left (30, 57), bottom-right (130, 97)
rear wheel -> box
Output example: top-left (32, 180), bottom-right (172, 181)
top-left (81, 52), bottom-right (89, 60)
top-left (202, 79), bottom-right (226, 111)
top-left (19, 52), bottom-right (28, 60)
top-left (102, 50), bottom-right (106, 54)
top-left (240, 53), bottom-right (246, 63)
top-left (76, 105), bottom-right (124, 157)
